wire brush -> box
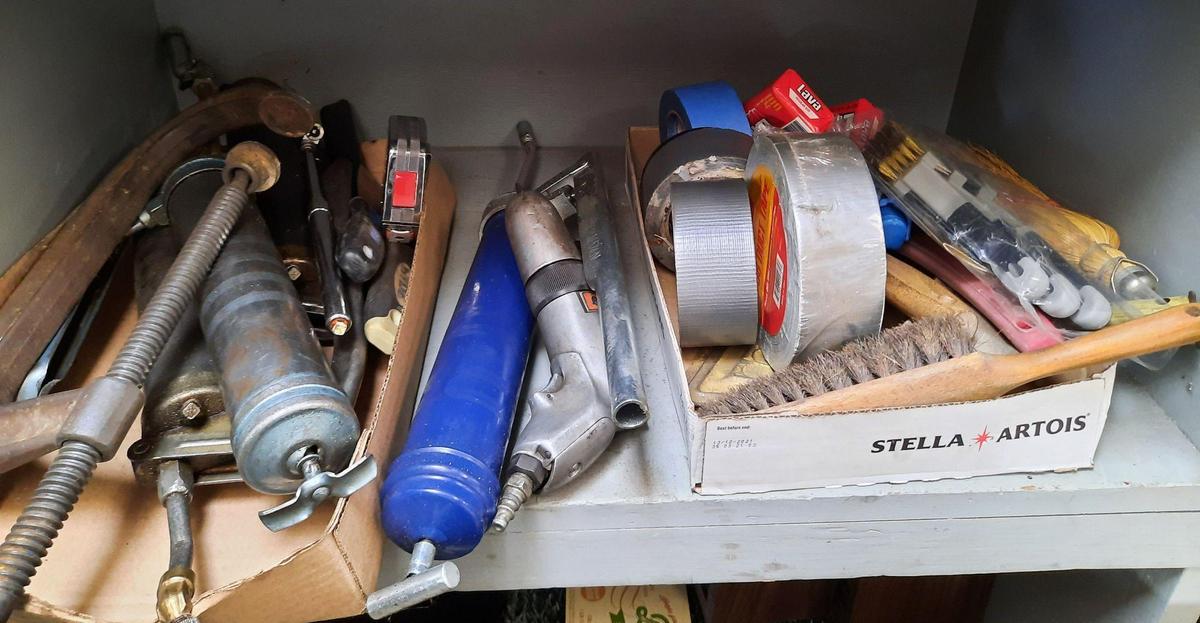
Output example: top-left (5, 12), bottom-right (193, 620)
top-left (698, 317), bottom-right (974, 416)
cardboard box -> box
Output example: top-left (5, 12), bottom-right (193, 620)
top-left (744, 69), bottom-right (835, 133)
top-left (624, 126), bottom-right (1116, 495)
top-left (1, 160), bottom-right (455, 623)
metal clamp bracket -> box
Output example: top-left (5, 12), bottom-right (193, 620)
top-left (535, 155), bottom-right (594, 220)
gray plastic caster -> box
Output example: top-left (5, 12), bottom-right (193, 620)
top-left (1071, 285), bottom-right (1112, 330)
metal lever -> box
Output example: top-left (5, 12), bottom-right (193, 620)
top-left (258, 452), bottom-right (378, 532)
top-left (366, 540), bottom-right (460, 619)
top-left (303, 124), bottom-right (352, 336)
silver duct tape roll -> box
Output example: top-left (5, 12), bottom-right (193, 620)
top-left (671, 180), bottom-right (758, 347)
top-left (641, 128), bottom-right (753, 270)
top-left (746, 133), bottom-right (886, 371)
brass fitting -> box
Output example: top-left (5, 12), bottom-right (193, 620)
top-left (156, 566), bottom-right (196, 623)
top-left (224, 141), bottom-right (282, 193)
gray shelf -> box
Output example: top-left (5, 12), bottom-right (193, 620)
top-left (378, 146), bottom-right (1200, 591)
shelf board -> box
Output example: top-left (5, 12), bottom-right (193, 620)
top-left (379, 147), bottom-right (1200, 590)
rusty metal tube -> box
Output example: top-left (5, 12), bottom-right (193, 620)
top-left (198, 207), bottom-right (359, 495)
top-left (0, 389), bottom-right (80, 474)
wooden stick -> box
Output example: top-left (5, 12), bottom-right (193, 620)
top-left (776, 303), bottom-right (1200, 415)
top-left (885, 254), bottom-right (1013, 354)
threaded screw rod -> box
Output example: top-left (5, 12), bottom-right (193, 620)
top-left (0, 171), bottom-right (253, 622)
top-left (0, 441), bottom-right (100, 621)
top-left (109, 174), bottom-right (250, 385)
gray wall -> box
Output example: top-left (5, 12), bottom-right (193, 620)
top-left (0, 1), bottom-right (177, 273)
top-left (949, 2), bottom-right (1200, 443)
top-left (154, 0), bottom-right (976, 147)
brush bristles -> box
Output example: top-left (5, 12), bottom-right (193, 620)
top-left (864, 122), bottom-right (925, 181)
top-left (697, 317), bottom-right (974, 416)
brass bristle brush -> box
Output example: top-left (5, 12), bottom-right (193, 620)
top-left (700, 304), bottom-right (1200, 417)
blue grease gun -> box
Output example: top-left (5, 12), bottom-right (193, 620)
top-left (366, 124), bottom-right (540, 617)
top-left (367, 126), bottom-right (648, 617)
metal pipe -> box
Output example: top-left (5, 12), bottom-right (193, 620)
top-left (0, 389), bottom-right (80, 474)
top-left (0, 143), bottom-right (280, 622)
top-left (575, 168), bottom-right (649, 430)
top-left (156, 461), bottom-right (195, 623)
top-left (515, 121), bottom-right (537, 192)
top-left (164, 493), bottom-right (193, 573)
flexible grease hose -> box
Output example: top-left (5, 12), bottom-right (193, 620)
top-left (0, 142), bottom-right (279, 622)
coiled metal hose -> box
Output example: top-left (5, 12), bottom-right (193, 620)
top-left (0, 171), bottom-right (252, 622)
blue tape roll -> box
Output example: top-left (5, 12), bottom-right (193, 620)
top-left (659, 81), bottom-right (751, 142)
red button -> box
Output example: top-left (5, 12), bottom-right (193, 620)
top-left (390, 170), bottom-right (419, 208)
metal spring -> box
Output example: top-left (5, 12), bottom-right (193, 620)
top-left (0, 172), bottom-right (252, 622)
top-left (0, 441), bottom-right (100, 620)
top-left (109, 176), bottom-right (250, 386)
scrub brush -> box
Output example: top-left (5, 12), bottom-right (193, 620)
top-left (702, 303), bottom-right (1200, 417)
top-left (698, 317), bottom-right (973, 415)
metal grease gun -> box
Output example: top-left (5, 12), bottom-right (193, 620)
top-left (367, 124), bottom-right (647, 618)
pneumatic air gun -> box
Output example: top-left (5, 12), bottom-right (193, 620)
top-left (490, 157), bottom-right (649, 532)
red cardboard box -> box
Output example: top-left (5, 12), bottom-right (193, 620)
top-left (744, 69), bottom-right (835, 133)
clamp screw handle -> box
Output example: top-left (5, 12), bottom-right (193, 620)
top-left (258, 453), bottom-right (378, 532)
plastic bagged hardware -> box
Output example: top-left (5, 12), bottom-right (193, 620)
top-left (866, 121), bottom-right (1178, 369)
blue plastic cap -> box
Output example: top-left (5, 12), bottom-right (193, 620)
top-left (879, 197), bottom-right (912, 251)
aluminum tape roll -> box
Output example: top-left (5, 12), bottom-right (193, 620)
top-left (746, 133), bottom-right (886, 371)
top-left (641, 128), bottom-right (753, 270)
top-left (671, 180), bottom-right (758, 347)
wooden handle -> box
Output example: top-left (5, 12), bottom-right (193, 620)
top-left (886, 255), bottom-right (1015, 354)
top-left (885, 254), bottom-right (974, 319)
top-left (1010, 303), bottom-right (1200, 379)
top-left (774, 303), bottom-right (1200, 416)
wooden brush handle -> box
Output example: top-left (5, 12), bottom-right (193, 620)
top-left (886, 255), bottom-right (1014, 354)
top-left (885, 254), bottom-right (975, 319)
top-left (777, 303), bottom-right (1200, 416)
top-left (1006, 303), bottom-right (1200, 379)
